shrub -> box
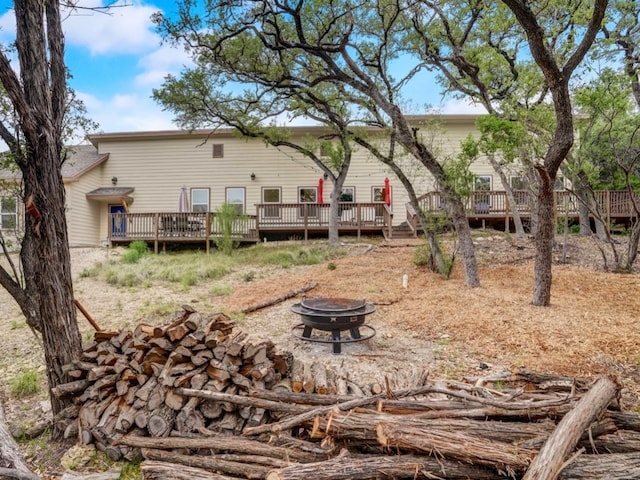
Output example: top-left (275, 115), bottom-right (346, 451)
top-left (122, 240), bottom-right (150, 264)
top-left (11, 369), bottom-right (40, 397)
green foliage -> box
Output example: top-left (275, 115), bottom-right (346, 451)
top-left (412, 244), bottom-right (432, 267)
top-left (252, 246), bottom-right (331, 267)
top-left (443, 136), bottom-right (475, 197)
top-left (11, 369), bottom-right (41, 397)
top-left (122, 241), bottom-right (151, 264)
top-left (214, 202), bottom-right (242, 255)
top-left (119, 461), bottom-right (142, 480)
top-left (327, 262), bottom-right (337, 270)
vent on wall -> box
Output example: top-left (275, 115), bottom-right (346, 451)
top-left (212, 144), bottom-right (224, 158)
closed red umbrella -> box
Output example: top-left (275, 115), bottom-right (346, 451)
top-left (384, 177), bottom-right (391, 206)
top-left (318, 177), bottom-right (324, 203)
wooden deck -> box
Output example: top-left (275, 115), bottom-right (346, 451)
top-left (108, 191), bottom-right (638, 251)
top-left (108, 203), bottom-right (393, 252)
top-left (408, 190), bottom-right (639, 232)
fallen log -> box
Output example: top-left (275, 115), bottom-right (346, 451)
top-left (376, 423), bottom-right (535, 475)
top-left (0, 403), bottom-right (41, 480)
top-left (522, 375), bottom-right (619, 480)
top-left (312, 408), bottom-right (558, 442)
top-left (142, 448), bottom-right (270, 479)
top-left (558, 452), bottom-right (640, 479)
top-left (266, 451), bottom-right (505, 480)
top-left (241, 282), bottom-right (318, 314)
top-left (175, 388), bottom-right (310, 414)
top-left (116, 434), bottom-right (324, 463)
top-left (141, 460), bottom-right (242, 480)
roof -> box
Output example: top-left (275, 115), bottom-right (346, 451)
top-left (87, 114), bottom-right (483, 145)
top-left (85, 187), bottom-right (134, 204)
top-left (0, 144), bottom-right (108, 182)
top-left (62, 145), bottom-right (109, 181)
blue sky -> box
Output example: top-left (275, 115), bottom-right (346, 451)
top-left (0, 0), bottom-right (482, 139)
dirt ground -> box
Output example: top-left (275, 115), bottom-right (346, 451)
top-left (1, 231), bottom-right (640, 474)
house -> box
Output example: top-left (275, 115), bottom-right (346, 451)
top-left (1, 115), bottom-right (630, 249)
top-left (54, 115), bottom-right (488, 247)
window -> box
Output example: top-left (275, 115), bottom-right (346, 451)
top-left (339, 187), bottom-right (355, 203)
top-left (372, 187), bottom-right (387, 218)
top-left (510, 176), bottom-right (528, 205)
top-left (191, 188), bottom-right (210, 212)
top-left (510, 176), bottom-right (527, 190)
top-left (474, 175), bottom-right (492, 192)
top-left (212, 144), bottom-right (224, 158)
top-left (226, 187), bottom-right (245, 215)
top-left (262, 187), bottom-right (281, 218)
top-left (1, 197), bottom-right (17, 230)
top-left (298, 187), bottom-right (318, 217)
top-left (474, 175), bottom-right (492, 213)
top-left (372, 186), bottom-right (385, 202)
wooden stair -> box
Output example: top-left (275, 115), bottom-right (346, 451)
top-left (387, 221), bottom-right (417, 240)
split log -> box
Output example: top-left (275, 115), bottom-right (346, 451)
top-left (311, 362), bottom-right (328, 395)
top-left (522, 375), bottom-right (619, 480)
top-left (302, 362), bottom-right (315, 394)
top-left (147, 405), bottom-right (176, 437)
top-left (241, 281), bottom-right (318, 314)
top-left (291, 360), bottom-right (305, 393)
top-left (266, 451), bottom-right (504, 480)
top-left (141, 460), bottom-right (242, 480)
top-left (142, 448), bottom-right (270, 479)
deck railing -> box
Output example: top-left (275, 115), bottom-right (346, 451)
top-left (109, 211), bottom-right (259, 252)
top-left (108, 202), bottom-right (392, 249)
top-left (415, 190), bottom-right (639, 218)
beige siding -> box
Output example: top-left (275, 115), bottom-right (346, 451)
top-left (91, 116), bottom-right (486, 229)
top-left (65, 166), bottom-right (103, 246)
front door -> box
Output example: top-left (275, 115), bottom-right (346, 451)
top-left (110, 204), bottom-right (126, 238)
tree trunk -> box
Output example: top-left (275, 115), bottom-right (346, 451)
top-left (522, 376), bottom-right (619, 480)
top-left (532, 168), bottom-right (555, 306)
top-left (0, 0), bottom-right (83, 439)
top-left (447, 196), bottom-right (480, 287)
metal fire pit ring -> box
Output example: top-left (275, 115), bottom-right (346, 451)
top-left (291, 324), bottom-right (376, 355)
top-left (291, 297), bottom-right (376, 354)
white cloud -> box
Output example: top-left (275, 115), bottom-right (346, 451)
top-left (78, 90), bottom-right (176, 134)
top-left (135, 43), bottom-right (193, 87)
top-left (62, 0), bottom-right (161, 56)
top-left (438, 98), bottom-right (487, 115)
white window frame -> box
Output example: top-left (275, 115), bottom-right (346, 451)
top-left (191, 188), bottom-right (210, 212)
top-left (0, 196), bottom-right (17, 230)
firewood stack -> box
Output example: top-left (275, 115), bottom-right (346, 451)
top-left (52, 307), bottom-right (640, 479)
top-left (54, 306), bottom-right (294, 460)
